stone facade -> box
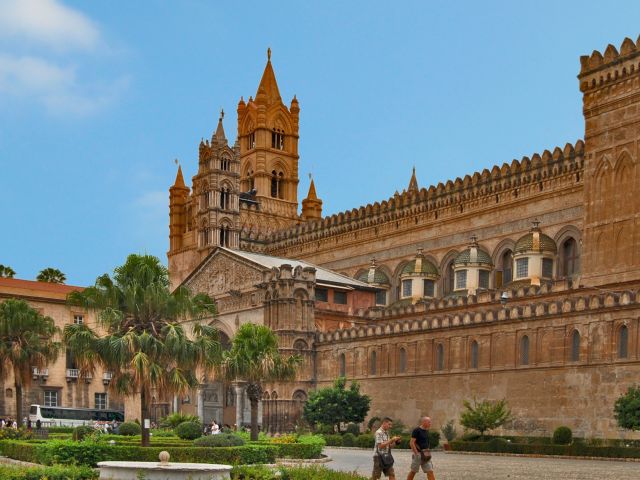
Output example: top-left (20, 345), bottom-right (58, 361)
top-left (0, 279), bottom-right (122, 420)
top-left (168, 37), bottom-right (640, 437)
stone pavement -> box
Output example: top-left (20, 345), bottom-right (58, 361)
top-left (324, 448), bottom-right (640, 480)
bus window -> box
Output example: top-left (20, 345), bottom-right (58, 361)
top-left (29, 405), bottom-right (37, 415)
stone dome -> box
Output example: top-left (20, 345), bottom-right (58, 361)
top-left (401, 257), bottom-right (439, 277)
top-left (454, 246), bottom-right (492, 266)
top-left (356, 269), bottom-right (390, 285)
top-left (515, 229), bottom-right (557, 254)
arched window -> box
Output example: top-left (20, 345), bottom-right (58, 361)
top-left (293, 339), bottom-right (308, 351)
top-left (221, 156), bottom-right (230, 171)
top-left (445, 261), bottom-right (455, 294)
top-left (271, 128), bottom-right (285, 150)
top-left (271, 170), bottom-right (284, 198)
top-left (402, 279), bottom-right (412, 298)
top-left (500, 249), bottom-right (513, 286)
top-left (249, 171), bottom-right (255, 191)
top-left (470, 340), bottom-right (479, 369)
top-left (292, 390), bottom-right (307, 402)
top-left (571, 330), bottom-right (580, 361)
top-left (219, 225), bottom-right (230, 247)
top-left (220, 187), bottom-right (230, 210)
top-left (562, 238), bottom-right (580, 277)
top-left (370, 350), bottom-right (377, 375)
top-left (520, 335), bottom-right (529, 365)
top-left (618, 325), bottom-right (629, 359)
top-left (399, 348), bottom-right (407, 373)
top-left (436, 343), bottom-right (444, 371)
top-left (423, 279), bottom-right (435, 297)
top-left (339, 353), bottom-right (346, 377)
top-left (455, 270), bottom-right (467, 290)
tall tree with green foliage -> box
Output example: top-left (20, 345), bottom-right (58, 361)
top-left (216, 323), bottom-right (301, 441)
top-left (64, 254), bottom-right (220, 446)
top-left (614, 385), bottom-right (640, 431)
top-left (37, 268), bottom-right (66, 284)
top-left (303, 377), bottom-right (371, 433)
top-left (0, 265), bottom-right (16, 278)
top-left (0, 299), bottom-right (61, 423)
top-left (459, 398), bottom-right (512, 438)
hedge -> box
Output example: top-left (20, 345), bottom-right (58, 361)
top-left (450, 440), bottom-right (640, 459)
top-left (231, 465), bottom-right (367, 480)
top-left (0, 464), bottom-right (97, 480)
top-left (0, 440), bottom-right (278, 467)
top-left (322, 432), bottom-right (439, 450)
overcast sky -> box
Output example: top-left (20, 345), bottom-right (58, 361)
top-left (1, 0), bottom-right (639, 285)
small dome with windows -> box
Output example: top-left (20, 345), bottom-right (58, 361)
top-left (454, 237), bottom-right (493, 267)
top-left (356, 263), bottom-right (390, 285)
top-left (400, 249), bottom-right (439, 278)
top-left (515, 221), bottom-right (557, 254)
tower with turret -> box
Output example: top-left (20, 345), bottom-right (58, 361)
top-left (579, 37), bottom-right (640, 285)
top-left (237, 49), bottom-right (302, 240)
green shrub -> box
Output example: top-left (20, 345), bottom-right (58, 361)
top-left (194, 433), bottom-right (245, 447)
top-left (441, 420), bottom-right (457, 443)
top-left (231, 465), bottom-right (274, 480)
top-left (323, 434), bottom-right (343, 446)
top-left (151, 429), bottom-right (177, 437)
top-left (159, 412), bottom-right (201, 429)
top-left (275, 435), bottom-right (324, 459)
top-left (449, 440), bottom-right (640, 459)
top-left (345, 423), bottom-right (360, 436)
top-left (429, 431), bottom-right (440, 448)
top-left (0, 439), bottom-right (278, 466)
top-left (278, 466), bottom-right (367, 480)
top-left (553, 426), bottom-right (573, 445)
top-left (118, 422), bottom-right (141, 436)
top-left (316, 424), bottom-right (334, 435)
top-left (47, 426), bottom-right (75, 434)
top-left (356, 434), bottom-right (374, 449)
top-left (0, 428), bottom-right (33, 440)
top-left (389, 420), bottom-right (407, 436)
top-left (175, 421), bottom-right (203, 440)
top-left (0, 464), bottom-right (98, 480)
top-left (342, 432), bottom-right (356, 447)
top-left (73, 425), bottom-right (95, 441)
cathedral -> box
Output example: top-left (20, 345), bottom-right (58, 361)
top-left (167, 37), bottom-right (640, 438)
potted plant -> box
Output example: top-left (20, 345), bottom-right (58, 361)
top-left (441, 420), bottom-right (457, 451)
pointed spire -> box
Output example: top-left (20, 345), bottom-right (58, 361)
top-left (256, 47), bottom-right (282, 104)
top-left (173, 163), bottom-right (186, 188)
top-left (306, 178), bottom-right (318, 200)
top-left (408, 166), bottom-right (419, 193)
top-left (214, 108), bottom-right (226, 141)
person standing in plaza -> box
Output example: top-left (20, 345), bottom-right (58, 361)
top-left (372, 417), bottom-right (401, 480)
top-left (407, 416), bottom-right (435, 480)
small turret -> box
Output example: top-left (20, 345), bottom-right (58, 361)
top-left (301, 178), bottom-right (323, 221)
top-left (213, 109), bottom-right (226, 143)
top-left (169, 163), bottom-right (190, 252)
top-left (408, 166), bottom-right (419, 193)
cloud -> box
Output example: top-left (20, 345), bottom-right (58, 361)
top-left (0, 53), bottom-right (129, 115)
top-left (0, 0), bottom-right (100, 51)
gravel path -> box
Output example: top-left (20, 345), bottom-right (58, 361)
top-left (324, 447), bottom-right (640, 480)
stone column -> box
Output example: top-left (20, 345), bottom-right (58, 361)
top-left (197, 388), bottom-right (204, 421)
top-left (234, 383), bottom-right (244, 427)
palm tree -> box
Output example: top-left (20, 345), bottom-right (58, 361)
top-left (65, 254), bottom-right (220, 446)
top-left (0, 299), bottom-right (61, 424)
top-left (37, 268), bottom-right (66, 284)
top-left (0, 265), bottom-right (16, 278)
top-left (217, 323), bottom-right (301, 441)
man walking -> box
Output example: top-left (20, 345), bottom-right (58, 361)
top-left (372, 417), bottom-right (401, 480)
top-left (407, 416), bottom-right (435, 480)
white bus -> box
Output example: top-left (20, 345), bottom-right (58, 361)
top-left (29, 404), bottom-right (125, 427)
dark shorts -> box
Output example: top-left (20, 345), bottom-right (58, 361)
top-left (372, 454), bottom-right (395, 479)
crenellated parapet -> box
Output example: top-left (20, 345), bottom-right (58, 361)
top-left (316, 286), bottom-right (639, 344)
top-left (265, 140), bottom-right (584, 255)
top-left (579, 36), bottom-right (640, 93)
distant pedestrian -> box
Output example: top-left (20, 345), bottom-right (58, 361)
top-left (407, 416), bottom-right (435, 480)
top-left (372, 417), bottom-right (401, 480)
top-left (36, 419), bottom-right (42, 429)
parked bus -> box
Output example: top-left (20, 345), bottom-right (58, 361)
top-left (29, 404), bottom-right (124, 427)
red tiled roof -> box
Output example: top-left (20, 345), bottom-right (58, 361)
top-left (0, 277), bottom-right (84, 301)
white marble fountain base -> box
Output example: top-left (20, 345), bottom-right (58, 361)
top-left (97, 461), bottom-right (232, 480)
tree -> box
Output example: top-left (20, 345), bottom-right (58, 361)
top-left (0, 265), bottom-right (16, 278)
top-left (459, 398), bottom-right (512, 438)
top-left (614, 385), bottom-right (640, 431)
top-left (303, 377), bottom-right (371, 433)
top-left (216, 323), bottom-right (301, 441)
top-left (0, 299), bottom-right (61, 424)
top-left (37, 268), bottom-right (66, 284)
top-left (64, 254), bottom-right (219, 446)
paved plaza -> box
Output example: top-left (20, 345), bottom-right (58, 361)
top-left (324, 447), bottom-right (640, 480)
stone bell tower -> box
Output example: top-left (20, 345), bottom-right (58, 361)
top-left (579, 37), bottom-right (640, 285)
top-left (237, 49), bottom-right (301, 237)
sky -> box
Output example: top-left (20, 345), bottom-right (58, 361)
top-left (1, 0), bottom-right (640, 286)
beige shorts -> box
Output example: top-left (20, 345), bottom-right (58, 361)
top-left (410, 452), bottom-right (433, 473)
top-left (372, 454), bottom-right (395, 479)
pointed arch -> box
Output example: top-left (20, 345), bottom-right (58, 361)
top-left (492, 239), bottom-right (516, 288)
top-left (439, 250), bottom-right (459, 296)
